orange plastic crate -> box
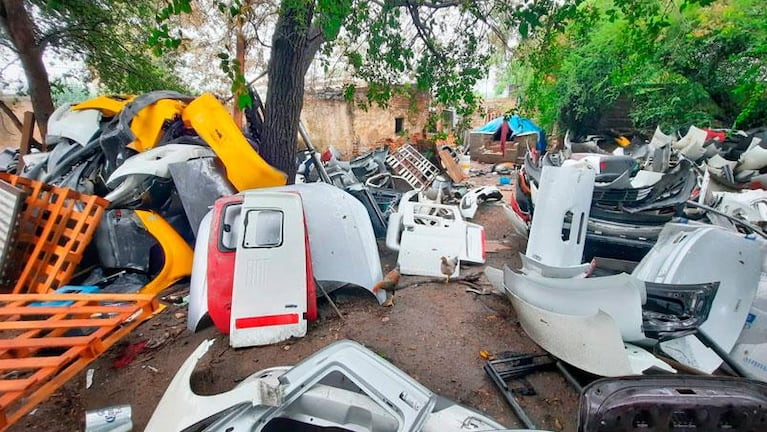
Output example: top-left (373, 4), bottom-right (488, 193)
top-left (0, 292), bottom-right (159, 430)
top-left (0, 174), bottom-right (109, 294)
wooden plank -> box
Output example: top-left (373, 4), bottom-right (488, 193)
top-left (438, 149), bottom-right (467, 183)
top-left (15, 113), bottom-right (35, 173)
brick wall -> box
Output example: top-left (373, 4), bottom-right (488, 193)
top-left (300, 87), bottom-right (430, 159)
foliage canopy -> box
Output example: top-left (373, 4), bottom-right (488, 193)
top-left (504, 0), bottom-right (767, 134)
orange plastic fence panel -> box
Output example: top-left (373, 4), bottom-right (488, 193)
top-left (0, 293), bottom-right (159, 431)
top-left (0, 174), bottom-right (108, 294)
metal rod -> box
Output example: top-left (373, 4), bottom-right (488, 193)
top-left (298, 121), bottom-right (332, 184)
top-left (483, 363), bottom-right (537, 429)
top-left (314, 278), bottom-right (344, 321)
top-left (686, 200), bottom-right (767, 239)
top-left (555, 361), bottom-right (583, 393)
top-left (695, 329), bottom-right (750, 378)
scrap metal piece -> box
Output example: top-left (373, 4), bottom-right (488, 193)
top-left (229, 191), bottom-right (309, 347)
top-left (106, 144), bottom-right (214, 188)
top-left (484, 352), bottom-right (556, 429)
top-left (503, 266), bottom-right (646, 342)
top-left (168, 156), bottom-right (236, 236)
top-left (676, 125), bottom-right (709, 160)
top-left (621, 159), bottom-right (696, 213)
top-left (485, 267), bottom-right (672, 377)
top-left (206, 195), bottom-right (243, 333)
top-left (389, 191), bottom-right (485, 277)
top-left (578, 376), bottom-right (767, 432)
top-left (98, 91), bottom-right (194, 177)
top-left (524, 166), bottom-right (595, 277)
top-left (146, 340), bottom-right (507, 432)
top-left (502, 287), bottom-right (640, 376)
top-left (385, 144), bottom-right (440, 189)
top-left (84, 405), bottom-right (132, 432)
top-left (737, 137), bottom-right (767, 171)
top-left (202, 184), bottom-right (385, 334)
top-left (104, 144), bottom-right (215, 207)
top-left (188, 211), bottom-right (213, 332)
top-left (345, 183), bottom-right (388, 238)
top-left (633, 223), bottom-right (761, 373)
top-left (459, 186), bottom-right (502, 219)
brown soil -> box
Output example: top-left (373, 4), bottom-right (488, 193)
top-left (12, 170), bottom-right (579, 432)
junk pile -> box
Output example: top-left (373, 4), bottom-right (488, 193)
top-left (0, 91), bottom-right (292, 430)
top-left (189, 130), bottom-right (504, 336)
top-left (484, 123), bottom-right (767, 428)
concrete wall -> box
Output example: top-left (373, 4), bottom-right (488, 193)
top-left (300, 87), bottom-right (430, 158)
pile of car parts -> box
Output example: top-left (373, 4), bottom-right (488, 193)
top-left (0, 90), bottom-right (291, 429)
top-left (490, 122), bottom-right (767, 407)
top-left (2, 91), bottom-right (287, 299)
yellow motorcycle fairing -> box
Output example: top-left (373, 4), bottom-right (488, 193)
top-left (128, 99), bottom-right (187, 152)
top-left (136, 210), bottom-right (193, 295)
top-left (182, 93), bottom-right (287, 191)
top-left (72, 95), bottom-right (136, 117)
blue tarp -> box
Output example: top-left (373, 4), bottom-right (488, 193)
top-left (475, 115), bottom-right (547, 153)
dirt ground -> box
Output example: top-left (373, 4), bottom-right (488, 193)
top-left (12, 170), bottom-right (581, 432)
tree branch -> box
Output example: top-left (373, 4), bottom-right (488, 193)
top-left (406, 2), bottom-right (445, 61)
top-left (36, 21), bottom-right (108, 50)
top-left (301, 25), bottom-right (325, 76)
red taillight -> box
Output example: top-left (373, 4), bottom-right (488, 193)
top-left (599, 160), bottom-right (607, 171)
top-left (321, 149), bottom-right (332, 162)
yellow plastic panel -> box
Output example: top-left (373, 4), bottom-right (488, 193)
top-left (135, 210), bottom-right (193, 295)
top-left (71, 95), bottom-right (135, 117)
top-left (128, 99), bottom-right (187, 152)
top-left (182, 93), bottom-right (287, 190)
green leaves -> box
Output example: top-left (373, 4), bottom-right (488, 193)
top-left (505, 0), bottom-right (767, 132)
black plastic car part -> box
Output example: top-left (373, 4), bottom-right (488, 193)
top-left (578, 375), bottom-right (767, 431)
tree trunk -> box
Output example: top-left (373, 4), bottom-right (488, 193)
top-left (0, 0), bottom-right (54, 139)
top-left (261, 1), bottom-right (317, 183)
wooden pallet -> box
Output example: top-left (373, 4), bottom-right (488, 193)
top-left (0, 174), bottom-right (109, 294)
top-left (0, 292), bottom-right (159, 430)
